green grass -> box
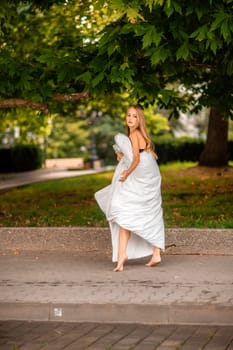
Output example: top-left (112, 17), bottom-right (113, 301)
top-left (0, 162), bottom-right (232, 228)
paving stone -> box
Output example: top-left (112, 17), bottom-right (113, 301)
top-left (180, 325), bottom-right (218, 350)
top-left (156, 325), bottom-right (198, 349)
top-left (204, 326), bottom-right (233, 350)
top-left (63, 323), bottom-right (116, 350)
top-left (227, 340), bottom-right (233, 350)
top-left (1, 322), bottom-right (233, 350)
top-left (134, 325), bottom-right (177, 350)
top-left (44, 323), bottom-right (99, 350)
top-left (86, 323), bottom-right (137, 349)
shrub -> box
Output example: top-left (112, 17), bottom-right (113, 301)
top-left (155, 137), bottom-right (205, 164)
top-left (12, 145), bottom-right (43, 172)
top-left (0, 145), bottom-right (43, 173)
top-left (0, 148), bottom-right (13, 172)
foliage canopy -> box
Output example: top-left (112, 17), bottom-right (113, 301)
top-left (0, 0), bottom-right (232, 118)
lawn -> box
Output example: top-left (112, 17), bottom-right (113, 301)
top-left (0, 162), bottom-right (232, 228)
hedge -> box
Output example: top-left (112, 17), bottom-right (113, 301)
top-left (155, 137), bottom-right (233, 164)
top-left (102, 137), bottom-right (233, 165)
top-left (0, 148), bottom-right (13, 172)
top-left (155, 137), bottom-right (204, 164)
top-left (1, 139), bottom-right (232, 172)
top-left (0, 145), bottom-right (43, 173)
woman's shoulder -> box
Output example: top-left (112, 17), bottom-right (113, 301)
top-left (130, 129), bottom-right (143, 141)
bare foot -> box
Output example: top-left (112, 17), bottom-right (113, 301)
top-left (114, 255), bottom-right (128, 272)
top-left (145, 257), bottom-right (161, 267)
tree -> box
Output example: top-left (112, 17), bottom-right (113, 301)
top-left (199, 108), bottom-right (229, 165)
top-left (46, 115), bottom-right (90, 159)
top-left (0, 1), bottom-right (93, 112)
top-left (1, 0), bottom-right (233, 166)
top-left (0, 109), bottom-right (51, 146)
top-left (84, 0), bottom-right (233, 166)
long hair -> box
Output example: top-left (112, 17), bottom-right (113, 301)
top-left (126, 105), bottom-right (158, 159)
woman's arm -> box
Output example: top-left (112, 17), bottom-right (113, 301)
top-left (119, 131), bottom-right (140, 182)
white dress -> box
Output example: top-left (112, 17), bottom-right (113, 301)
top-left (95, 133), bottom-right (165, 262)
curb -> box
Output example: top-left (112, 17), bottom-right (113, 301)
top-left (1, 227), bottom-right (233, 255)
top-left (0, 302), bottom-right (232, 325)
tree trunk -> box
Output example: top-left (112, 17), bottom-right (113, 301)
top-left (199, 107), bottom-right (229, 166)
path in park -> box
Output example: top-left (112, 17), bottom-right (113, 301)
top-left (0, 166), bottom-right (113, 192)
top-left (0, 168), bottom-right (233, 349)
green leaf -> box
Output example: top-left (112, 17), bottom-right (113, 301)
top-left (209, 40), bottom-right (218, 55)
top-left (145, 0), bottom-right (164, 11)
top-left (107, 43), bottom-right (119, 56)
top-left (145, 0), bottom-right (154, 12)
top-left (142, 27), bottom-right (154, 48)
top-left (122, 69), bottom-right (134, 87)
top-left (120, 62), bottom-right (129, 71)
top-left (173, 1), bottom-right (182, 15)
top-left (142, 27), bottom-right (163, 48)
top-left (109, 0), bottom-right (125, 11)
top-left (57, 67), bottom-right (68, 84)
top-left (151, 46), bottom-right (169, 65)
top-left (164, 4), bottom-right (174, 17)
top-left (92, 72), bottom-right (105, 88)
top-left (176, 41), bottom-right (190, 60)
top-left (99, 26), bottom-right (121, 51)
top-left (190, 24), bottom-right (209, 41)
top-left (221, 20), bottom-right (231, 41)
top-left (160, 89), bottom-right (171, 105)
top-left (153, 30), bottom-right (163, 46)
top-left (110, 66), bottom-right (122, 83)
top-left (126, 7), bottom-right (141, 22)
top-left (226, 60), bottom-right (233, 76)
top-left (210, 11), bottom-right (228, 32)
top-left (195, 7), bottom-right (204, 20)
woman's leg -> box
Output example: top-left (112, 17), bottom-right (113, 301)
top-left (145, 246), bottom-right (161, 267)
top-left (114, 226), bottom-right (130, 272)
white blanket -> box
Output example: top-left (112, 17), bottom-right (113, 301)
top-left (95, 133), bottom-right (165, 262)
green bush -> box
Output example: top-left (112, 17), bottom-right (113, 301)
top-left (0, 148), bottom-right (13, 172)
top-left (100, 136), bottom-right (233, 165)
top-left (12, 145), bottom-right (43, 172)
top-left (155, 137), bottom-right (233, 164)
top-left (154, 136), bottom-right (204, 164)
top-left (0, 145), bottom-right (43, 173)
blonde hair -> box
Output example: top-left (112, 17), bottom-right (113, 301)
top-left (126, 105), bottom-right (158, 159)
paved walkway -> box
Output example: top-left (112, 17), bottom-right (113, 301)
top-left (1, 321), bottom-right (233, 350)
top-left (0, 240), bottom-right (233, 325)
top-left (0, 167), bottom-right (114, 192)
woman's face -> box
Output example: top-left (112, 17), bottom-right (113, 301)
top-left (126, 107), bottom-right (139, 129)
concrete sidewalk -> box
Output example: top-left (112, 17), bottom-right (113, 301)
top-left (0, 166), bottom-right (114, 192)
top-left (0, 227), bottom-right (233, 325)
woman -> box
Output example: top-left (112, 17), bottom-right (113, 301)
top-left (95, 105), bottom-right (165, 272)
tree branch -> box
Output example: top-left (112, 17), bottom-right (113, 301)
top-left (0, 99), bottom-right (49, 114)
top-left (0, 92), bottom-right (90, 113)
top-left (185, 61), bottom-right (216, 69)
top-left (52, 91), bottom-right (90, 101)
